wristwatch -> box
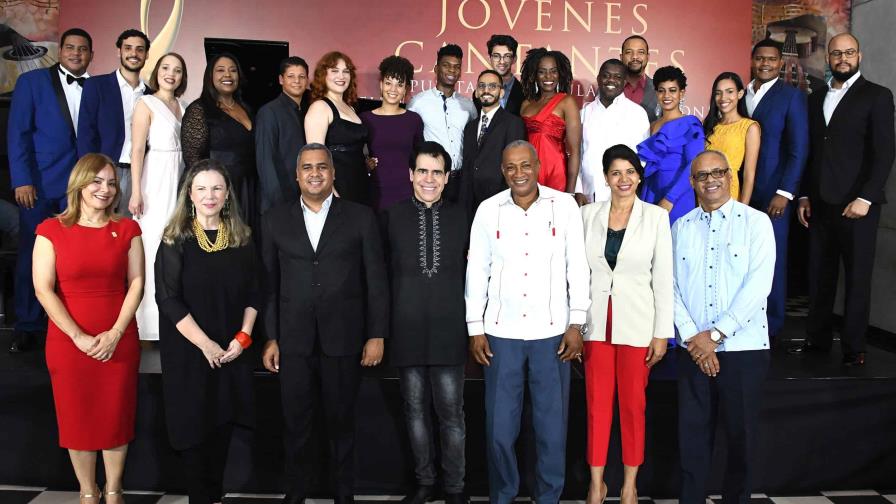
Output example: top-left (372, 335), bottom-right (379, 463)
top-left (710, 328), bottom-right (725, 343)
top-left (570, 323), bottom-right (587, 337)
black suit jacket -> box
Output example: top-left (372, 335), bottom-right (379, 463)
top-left (474, 77), bottom-right (525, 116)
top-left (262, 196), bottom-right (389, 357)
top-left (255, 93), bottom-right (307, 213)
top-left (804, 76), bottom-right (895, 205)
top-left (459, 106), bottom-right (527, 214)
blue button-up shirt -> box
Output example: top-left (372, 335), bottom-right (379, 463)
top-left (671, 198), bottom-right (775, 352)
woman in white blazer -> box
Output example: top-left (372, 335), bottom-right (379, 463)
top-left (580, 144), bottom-right (674, 504)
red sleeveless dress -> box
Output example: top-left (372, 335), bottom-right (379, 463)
top-left (38, 217), bottom-right (142, 450)
top-left (523, 93), bottom-right (569, 191)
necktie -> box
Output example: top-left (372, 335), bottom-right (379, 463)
top-left (478, 114), bottom-right (489, 145)
top-left (60, 68), bottom-right (86, 87)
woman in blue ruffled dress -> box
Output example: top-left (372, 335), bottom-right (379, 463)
top-left (637, 66), bottom-right (705, 223)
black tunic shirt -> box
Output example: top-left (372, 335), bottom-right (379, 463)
top-left (381, 198), bottom-right (469, 366)
top-left (155, 233), bottom-right (262, 450)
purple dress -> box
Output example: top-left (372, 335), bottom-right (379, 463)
top-left (637, 115), bottom-right (705, 223)
top-left (360, 110), bottom-right (424, 211)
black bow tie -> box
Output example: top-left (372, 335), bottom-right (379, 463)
top-left (61, 69), bottom-right (86, 86)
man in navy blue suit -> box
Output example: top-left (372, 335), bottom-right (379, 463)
top-left (745, 38), bottom-right (809, 341)
top-left (7, 28), bottom-right (93, 352)
top-left (77, 29), bottom-right (149, 217)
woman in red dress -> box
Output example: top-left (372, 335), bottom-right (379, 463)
top-left (33, 153), bottom-right (144, 504)
top-left (519, 48), bottom-right (582, 194)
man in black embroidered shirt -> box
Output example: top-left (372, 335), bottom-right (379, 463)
top-left (379, 141), bottom-right (470, 504)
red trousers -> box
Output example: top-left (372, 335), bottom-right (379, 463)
top-left (583, 298), bottom-right (650, 467)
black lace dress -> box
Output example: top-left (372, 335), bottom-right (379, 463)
top-left (181, 100), bottom-right (257, 224)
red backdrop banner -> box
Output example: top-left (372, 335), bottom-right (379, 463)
top-left (61, 0), bottom-right (753, 117)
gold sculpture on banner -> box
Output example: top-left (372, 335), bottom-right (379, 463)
top-left (139, 0), bottom-right (184, 82)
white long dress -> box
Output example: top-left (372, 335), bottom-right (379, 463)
top-left (135, 94), bottom-right (185, 341)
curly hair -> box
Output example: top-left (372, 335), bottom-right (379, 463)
top-left (310, 51), bottom-right (359, 107)
top-left (653, 65), bottom-right (687, 90)
top-left (378, 55), bottom-right (415, 85)
top-left (520, 48), bottom-right (572, 101)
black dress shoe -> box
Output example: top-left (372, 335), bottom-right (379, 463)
top-left (842, 352), bottom-right (866, 367)
top-left (334, 495), bottom-right (355, 504)
top-left (445, 492), bottom-right (468, 504)
top-left (8, 331), bottom-right (33, 353)
top-left (401, 485), bottom-right (436, 504)
top-left (787, 341), bottom-right (830, 355)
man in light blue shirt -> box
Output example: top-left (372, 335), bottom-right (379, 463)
top-left (671, 150), bottom-right (775, 504)
top-left (408, 44), bottom-right (477, 175)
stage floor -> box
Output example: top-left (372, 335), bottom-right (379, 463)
top-left (1, 314), bottom-right (895, 499)
top-left (1, 486), bottom-right (895, 504)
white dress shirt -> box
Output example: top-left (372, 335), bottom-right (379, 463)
top-left (823, 71), bottom-right (862, 125)
top-left (578, 94), bottom-right (650, 203)
top-left (300, 192), bottom-right (334, 252)
top-left (746, 77), bottom-right (778, 116)
top-left (58, 66), bottom-right (89, 130)
top-left (116, 69), bottom-right (147, 163)
top-left (465, 185), bottom-right (591, 340)
top-left (672, 198), bottom-right (775, 352)
top-left (408, 88), bottom-right (477, 172)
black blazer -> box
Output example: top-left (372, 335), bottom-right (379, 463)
top-left (474, 77), bottom-right (525, 116)
top-left (804, 76), bottom-right (895, 205)
top-left (262, 196), bottom-right (389, 357)
top-left (459, 106), bottom-right (527, 214)
top-left (255, 93), bottom-right (307, 213)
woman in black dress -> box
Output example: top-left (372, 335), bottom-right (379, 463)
top-left (156, 159), bottom-right (261, 504)
top-left (181, 53), bottom-right (257, 222)
top-left (304, 51), bottom-right (371, 205)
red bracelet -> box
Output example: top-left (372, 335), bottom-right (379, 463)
top-left (235, 331), bottom-right (252, 349)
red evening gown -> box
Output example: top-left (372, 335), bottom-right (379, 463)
top-left (523, 93), bottom-right (569, 191)
top-left (37, 217), bottom-right (141, 450)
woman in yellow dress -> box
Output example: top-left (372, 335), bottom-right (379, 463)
top-left (703, 72), bottom-right (760, 203)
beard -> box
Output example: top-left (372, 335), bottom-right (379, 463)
top-left (120, 55), bottom-right (146, 72)
top-left (625, 61), bottom-right (643, 76)
top-left (831, 66), bottom-right (858, 83)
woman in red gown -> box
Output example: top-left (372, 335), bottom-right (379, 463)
top-left (519, 48), bottom-right (582, 194)
top-left (33, 153), bottom-right (144, 504)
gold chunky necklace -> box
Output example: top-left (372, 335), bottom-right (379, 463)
top-left (192, 218), bottom-right (229, 252)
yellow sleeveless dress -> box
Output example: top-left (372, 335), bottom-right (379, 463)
top-left (705, 117), bottom-right (758, 199)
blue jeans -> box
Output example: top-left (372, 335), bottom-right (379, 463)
top-left (484, 334), bottom-right (570, 504)
top-left (398, 365), bottom-right (466, 493)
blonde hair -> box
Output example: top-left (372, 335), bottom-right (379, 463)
top-left (162, 159), bottom-right (252, 248)
top-left (58, 153), bottom-right (121, 227)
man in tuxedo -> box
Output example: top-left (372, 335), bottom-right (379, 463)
top-left (261, 143), bottom-right (388, 504)
top-left (481, 34), bottom-right (524, 115)
top-left (621, 35), bottom-right (658, 123)
top-left (77, 28), bottom-right (149, 217)
top-left (255, 56), bottom-right (309, 213)
top-left (7, 28), bottom-right (93, 352)
top-left (792, 33), bottom-right (895, 366)
top-left (460, 70), bottom-right (527, 215)
top-left (745, 38), bottom-right (809, 341)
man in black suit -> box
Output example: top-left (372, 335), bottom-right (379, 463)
top-left (793, 33), bottom-right (895, 366)
top-left (480, 34), bottom-right (524, 115)
top-left (261, 143), bottom-right (388, 503)
top-left (461, 70), bottom-right (527, 214)
top-left (255, 56), bottom-right (309, 214)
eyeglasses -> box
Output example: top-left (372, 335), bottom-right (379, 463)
top-left (829, 48), bottom-right (858, 59)
top-left (490, 53), bottom-right (514, 62)
top-left (477, 82), bottom-right (500, 91)
top-left (692, 168), bottom-right (730, 182)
